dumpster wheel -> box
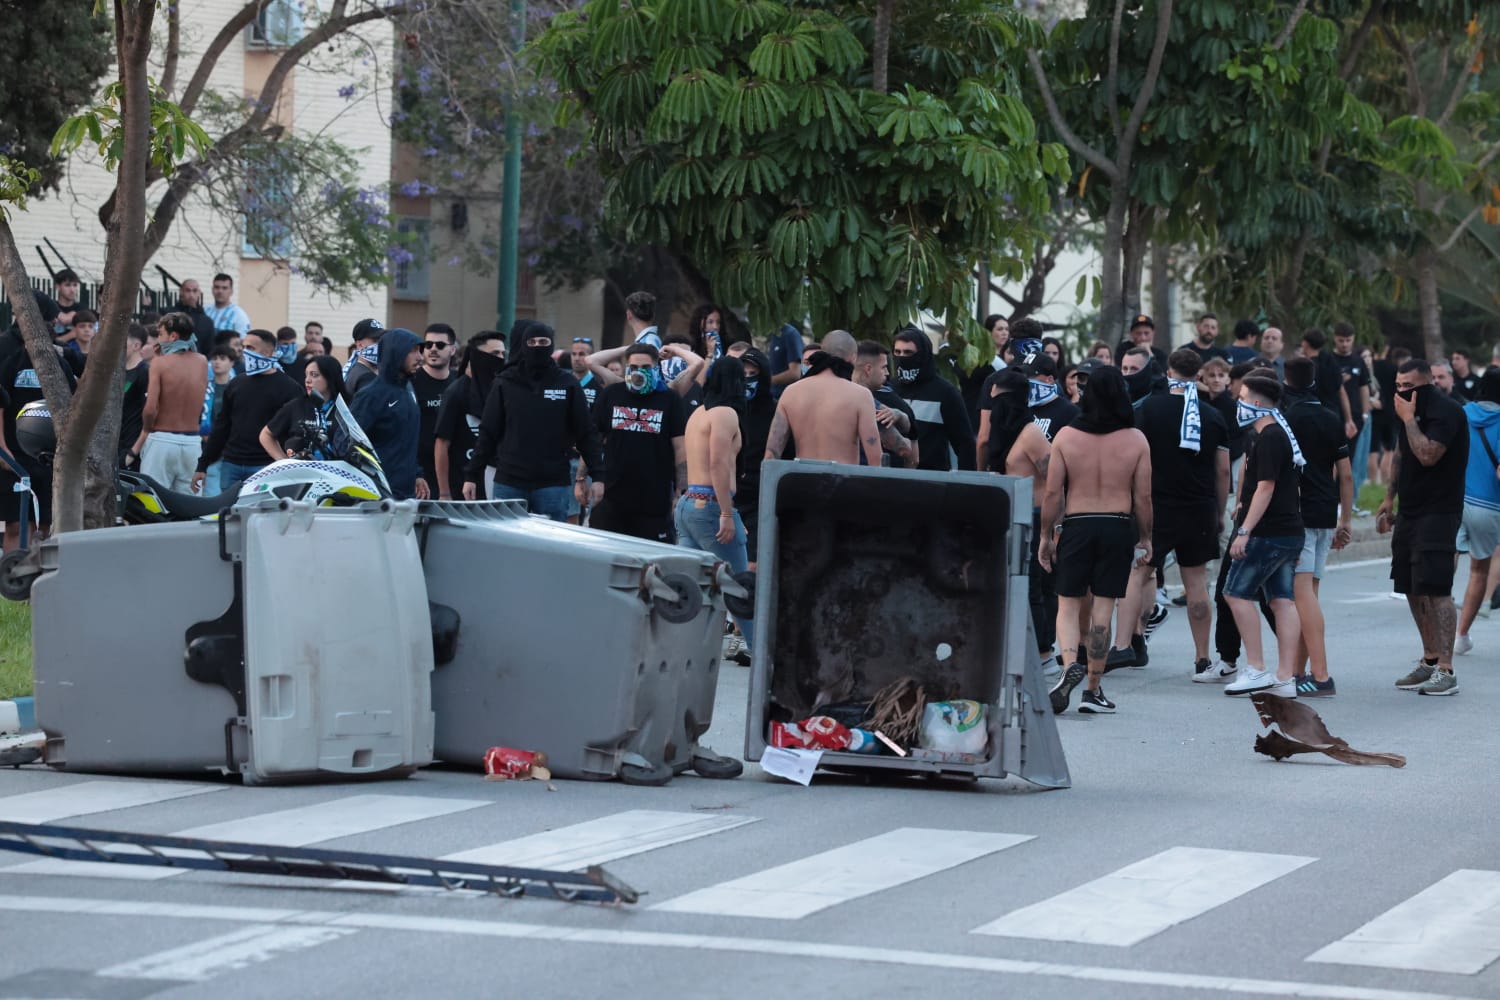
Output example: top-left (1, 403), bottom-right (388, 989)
top-left (619, 760), bottom-right (673, 786)
top-left (0, 549), bottom-right (37, 602)
top-left (649, 571), bottom-right (703, 624)
top-left (690, 750), bottom-right (744, 780)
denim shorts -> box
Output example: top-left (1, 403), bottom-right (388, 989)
top-left (1294, 527), bottom-right (1333, 579)
top-left (1225, 533), bottom-right (1302, 603)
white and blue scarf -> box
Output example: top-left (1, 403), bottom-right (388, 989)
top-left (341, 343), bottom-right (379, 380)
top-left (243, 347), bottom-right (281, 377)
top-left (1168, 378), bottom-right (1201, 452)
top-left (1238, 401), bottom-right (1306, 468)
top-left (1026, 378), bottom-right (1059, 408)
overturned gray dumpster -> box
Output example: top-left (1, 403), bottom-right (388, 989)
top-left (419, 501), bottom-right (743, 786)
top-left (31, 501), bottom-right (435, 783)
top-left (745, 460), bottom-right (1069, 788)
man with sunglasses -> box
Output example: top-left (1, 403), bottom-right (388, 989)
top-left (567, 336), bottom-right (600, 522)
top-left (412, 323), bottom-right (459, 501)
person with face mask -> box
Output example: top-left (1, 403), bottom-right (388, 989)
top-left (1118, 346), bottom-right (1163, 405)
top-left (192, 328), bottom-right (302, 495)
top-left (433, 330), bottom-right (507, 501)
top-left (1379, 358), bottom-right (1471, 696)
top-left (578, 343), bottom-right (688, 543)
top-left (349, 328), bottom-right (428, 501)
top-left (734, 345), bottom-right (779, 566)
top-left (764, 330), bottom-right (882, 466)
top-left (462, 321), bottom-right (605, 522)
top-left (892, 326), bottom-right (974, 471)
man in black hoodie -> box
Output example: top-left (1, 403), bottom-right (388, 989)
top-left (174, 279), bottom-right (216, 353)
top-left (462, 321), bottom-right (604, 521)
top-left (350, 328), bottom-right (427, 500)
top-left (892, 327), bottom-right (974, 471)
top-left (193, 328), bottom-right (301, 495)
top-left (433, 331), bottom-right (507, 500)
top-left (730, 343), bottom-right (778, 563)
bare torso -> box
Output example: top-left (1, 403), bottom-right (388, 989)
top-left (1003, 422), bottom-right (1049, 482)
top-left (145, 351), bottom-right (209, 434)
top-left (773, 373), bottom-right (879, 464)
top-left (1052, 426), bottom-right (1149, 513)
top-left (684, 405), bottom-right (741, 497)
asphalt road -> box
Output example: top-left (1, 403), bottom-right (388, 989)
top-left (2, 551), bottom-right (1499, 1000)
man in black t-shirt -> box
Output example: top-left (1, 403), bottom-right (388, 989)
top-left (1371, 345), bottom-right (1407, 483)
top-left (1283, 357), bottom-right (1353, 697)
top-left (1119, 349), bottom-right (1230, 677)
top-left (433, 332), bottom-right (506, 500)
top-left (583, 342), bottom-right (688, 543)
top-left (1450, 350), bottom-right (1481, 399)
top-left (1379, 358), bottom-right (1470, 696)
top-left (410, 324), bottom-right (458, 496)
top-left (1179, 312), bottom-right (1229, 365)
top-left (1331, 324), bottom-right (1372, 499)
top-left (1222, 375), bottom-right (1305, 698)
top-left (1299, 328), bottom-right (1355, 439)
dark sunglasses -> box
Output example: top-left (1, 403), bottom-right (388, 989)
top-left (572, 337), bottom-right (594, 345)
top-left (423, 341), bottom-right (449, 349)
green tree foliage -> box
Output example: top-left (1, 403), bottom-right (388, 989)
top-left (535, 0), bottom-right (1067, 347)
top-left (0, 0), bottom-right (111, 191)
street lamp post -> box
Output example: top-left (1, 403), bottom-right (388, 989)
top-left (496, 0), bottom-right (526, 334)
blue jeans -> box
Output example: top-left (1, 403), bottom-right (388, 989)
top-left (203, 460), bottom-right (223, 496)
top-left (674, 495), bottom-right (754, 649)
top-left (1351, 420), bottom-right (1372, 499)
top-left (217, 460), bottom-right (266, 497)
top-left (490, 481), bottom-right (572, 522)
top-left (1225, 534), bottom-right (1302, 603)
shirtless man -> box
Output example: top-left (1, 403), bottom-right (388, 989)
top-left (984, 369), bottom-right (1049, 480)
top-left (127, 311), bottom-right (208, 492)
top-left (676, 357), bottom-right (754, 647)
top-left (763, 330), bottom-right (881, 465)
top-left (1038, 365), bottom-right (1152, 715)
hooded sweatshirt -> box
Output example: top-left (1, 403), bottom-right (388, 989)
top-left (465, 348), bottom-right (604, 491)
top-left (736, 346), bottom-right (777, 510)
top-left (349, 328), bottom-right (423, 499)
top-left (1464, 400), bottom-right (1500, 511)
top-left (893, 331), bottom-right (975, 471)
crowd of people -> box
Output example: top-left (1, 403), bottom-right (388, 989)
top-left (3, 276), bottom-right (1498, 701)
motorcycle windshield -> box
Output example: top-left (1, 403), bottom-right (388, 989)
top-left (326, 396), bottom-right (393, 496)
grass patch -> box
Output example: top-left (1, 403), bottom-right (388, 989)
top-left (1358, 481), bottom-right (1387, 512)
top-left (0, 598), bottom-right (31, 699)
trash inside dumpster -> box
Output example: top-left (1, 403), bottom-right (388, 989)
top-left (745, 461), bottom-right (1069, 788)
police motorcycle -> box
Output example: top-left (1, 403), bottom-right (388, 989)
top-left (0, 396), bottom-right (390, 600)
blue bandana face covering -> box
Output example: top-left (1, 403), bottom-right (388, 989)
top-left (1027, 378), bottom-right (1059, 408)
top-left (275, 342), bottom-right (297, 365)
top-left (744, 379), bottom-right (759, 400)
top-left (625, 365), bottom-right (658, 394)
top-left (243, 347), bottom-right (280, 376)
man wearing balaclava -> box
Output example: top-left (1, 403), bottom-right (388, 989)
top-left (581, 341), bottom-right (688, 543)
top-left (433, 330), bottom-right (507, 500)
top-left (462, 321), bottom-right (605, 522)
top-left (892, 326), bottom-right (975, 471)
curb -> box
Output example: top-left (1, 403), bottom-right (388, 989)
top-left (0, 696), bottom-right (35, 734)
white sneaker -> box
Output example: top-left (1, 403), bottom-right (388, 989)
top-left (1192, 659), bottom-right (1238, 683)
top-left (1225, 666), bottom-right (1275, 695)
top-left (1262, 675), bottom-right (1298, 698)
top-left (1455, 635), bottom-right (1473, 656)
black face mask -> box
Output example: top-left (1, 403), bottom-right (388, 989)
top-left (1123, 367), bottom-right (1155, 401)
top-left (524, 343), bottom-right (553, 376)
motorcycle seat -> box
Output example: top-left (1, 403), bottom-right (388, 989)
top-left (129, 473), bottom-right (239, 520)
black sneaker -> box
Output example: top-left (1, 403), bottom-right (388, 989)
top-left (1144, 603), bottom-right (1170, 637)
top-left (1104, 647), bottom-right (1138, 673)
top-left (1079, 687), bottom-right (1117, 714)
top-left (1192, 657), bottom-right (1212, 679)
top-left (1131, 635), bottom-right (1149, 667)
top-left (1050, 663), bottom-right (1087, 714)
top-left (1297, 675), bottom-right (1336, 697)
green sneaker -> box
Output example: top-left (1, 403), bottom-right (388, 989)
top-left (1395, 662), bottom-right (1434, 691)
top-left (1417, 668), bottom-right (1458, 696)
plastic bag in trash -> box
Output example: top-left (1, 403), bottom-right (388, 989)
top-left (918, 701), bottom-right (987, 754)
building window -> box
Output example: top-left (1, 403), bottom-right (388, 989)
top-left (392, 217), bottom-right (431, 301)
top-left (248, 0), bottom-right (303, 49)
top-left (241, 152), bottom-right (294, 259)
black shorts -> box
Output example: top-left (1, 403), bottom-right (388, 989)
top-left (1371, 415), bottom-right (1398, 453)
top-left (1054, 512), bottom-right (1137, 599)
top-left (1390, 511), bottom-right (1460, 596)
top-left (1151, 504), bottom-right (1220, 568)
top-left (588, 496), bottom-right (673, 544)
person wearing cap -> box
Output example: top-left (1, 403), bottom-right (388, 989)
top-left (1115, 314), bottom-right (1169, 372)
top-left (462, 321), bottom-right (605, 521)
top-left (342, 318), bottom-right (384, 400)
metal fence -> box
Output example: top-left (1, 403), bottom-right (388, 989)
top-left (0, 268), bottom-right (178, 332)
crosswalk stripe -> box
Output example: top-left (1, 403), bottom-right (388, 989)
top-left (1, 779), bottom-right (227, 825)
top-left (971, 846), bottom-right (1315, 946)
top-left (97, 924), bottom-right (358, 982)
top-left (5, 793), bottom-right (489, 880)
top-left (442, 809), bottom-right (758, 870)
top-left (652, 827), bottom-right (1031, 919)
top-left (1306, 869), bottom-right (1500, 974)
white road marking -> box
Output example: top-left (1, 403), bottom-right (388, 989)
top-left (0, 779), bottom-right (226, 825)
top-left (443, 809), bottom-right (758, 870)
top-left (98, 924), bottom-right (357, 982)
top-left (1325, 558), bottom-right (1392, 572)
top-left (652, 828), bottom-right (1031, 919)
top-left (972, 847), bottom-right (1315, 946)
top-left (0, 893), bottom-right (1481, 1000)
top-left (5, 793), bottom-right (488, 880)
top-left (1307, 870), bottom-right (1500, 974)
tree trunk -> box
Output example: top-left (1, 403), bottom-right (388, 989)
top-left (1096, 190), bottom-right (1129, 342)
top-left (1121, 200), bottom-right (1153, 328)
top-left (1150, 241), bottom-right (1172, 332)
top-left (0, 221), bottom-right (75, 424)
top-left (872, 0), bottom-right (895, 95)
top-left (1414, 244), bottom-right (1443, 362)
top-left (51, 0), bottom-right (157, 534)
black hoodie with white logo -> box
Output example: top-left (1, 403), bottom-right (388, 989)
top-left (465, 354), bottom-right (604, 491)
top-left (893, 331), bottom-right (975, 471)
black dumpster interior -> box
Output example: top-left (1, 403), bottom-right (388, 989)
top-left (768, 472), bottom-right (1011, 723)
